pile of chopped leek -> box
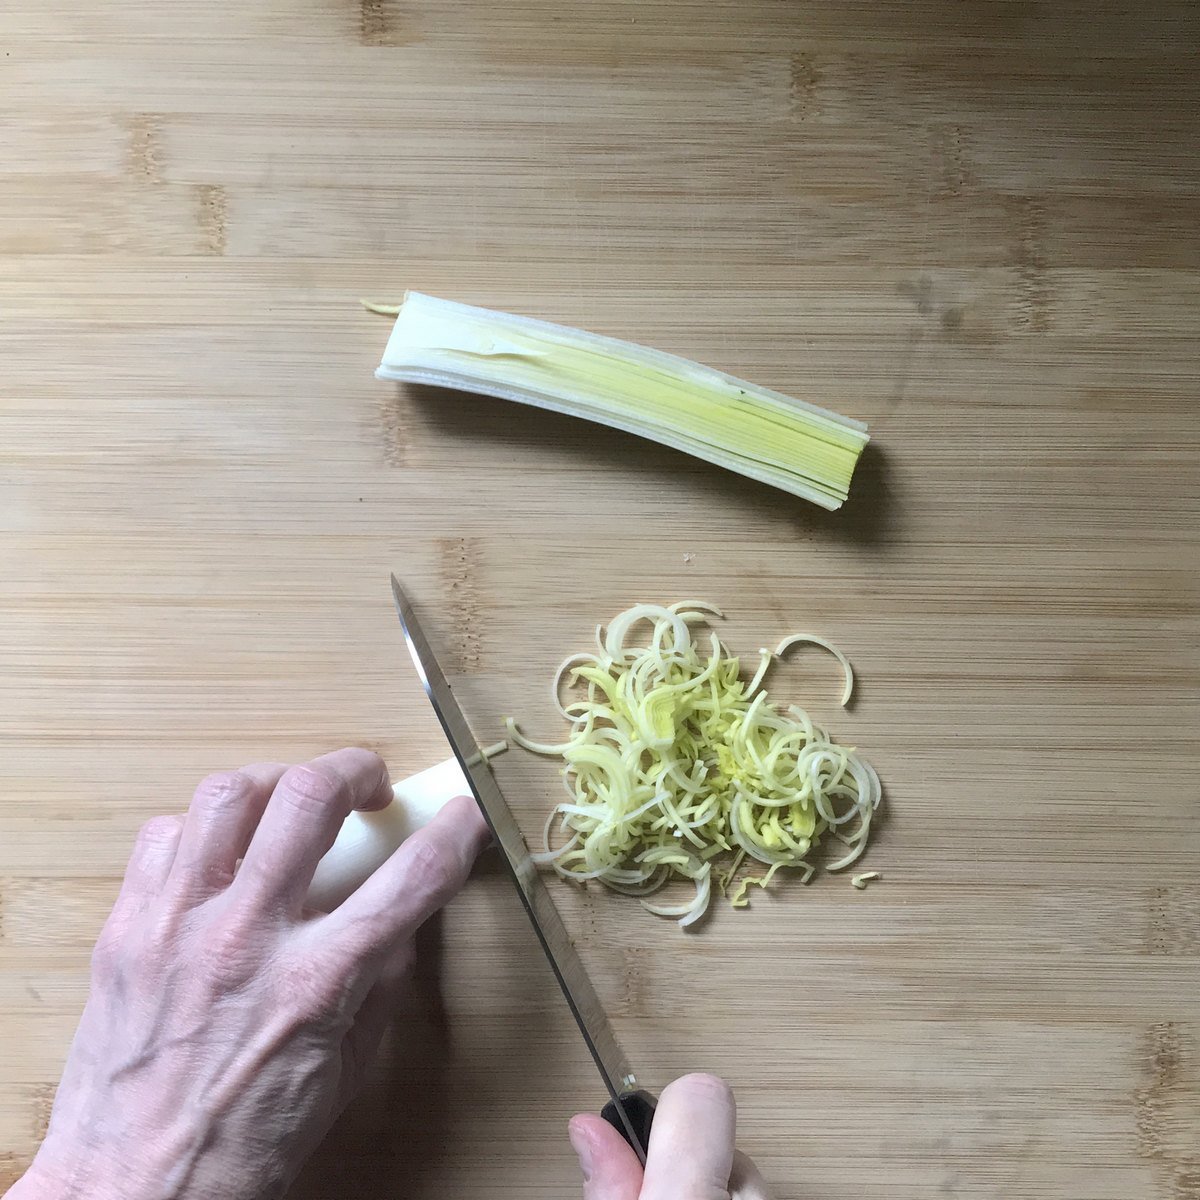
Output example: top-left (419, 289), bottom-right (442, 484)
top-left (372, 293), bottom-right (869, 510)
top-left (506, 602), bottom-right (881, 927)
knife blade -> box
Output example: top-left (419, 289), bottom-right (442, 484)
top-left (389, 575), bottom-right (656, 1161)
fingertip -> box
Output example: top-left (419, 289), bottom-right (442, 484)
top-left (662, 1071), bottom-right (735, 1111)
top-left (569, 1112), bottom-right (644, 1198)
top-left (569, 1111), bottom-right (612, 1140)
top-left (307, 748), bottom-right (391, 811)
top-left (358, 762), bottom-right (395, 812)
top-left (430, 793), bottom-right (492, 859)
top-left (643, 1073), bottom-right (736, 1198)
top-left (568, 1113), bottom-right (594, 1171)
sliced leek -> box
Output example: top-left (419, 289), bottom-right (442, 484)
top-left (507, 602), bottom-right (880, 927)
top-left (775, 633), bottom-right (856, 707)
top-left (374, 292), bottom-right (869, 510)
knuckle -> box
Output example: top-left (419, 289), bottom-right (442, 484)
top-left (137, 814), bottom-right (183, 846)
top-left (95, 908), bottom-right (172, 992)
top-left (141, 905), bottom-right (185, 962)
top-left (668, 1072), bottom-right (733, 1106)
top-left (276, 765), bottom-right (348, 818)
top-left (406, 836), bottom-right (458, 901)
top-left (89, 923), bottom-right (123, 978)
top-left (273, 953), bottom-right (343, 1018)
top-left (195, 910), bottom-right (263, 991)
top-left (192, 770), bottom-right (255, 815)
top-left (329, 910), bottom-right (391, 964)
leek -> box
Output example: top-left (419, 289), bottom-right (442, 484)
top-left (373, 293), bottom-right (869, 510)
top-left (507, 602), bottom-right (881, 927)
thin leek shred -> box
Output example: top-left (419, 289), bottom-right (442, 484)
top-left (507, 603), bottom-right (881, 927)
top-left (775, 634), bottom-right (855, 707)
top-left (361, 300), bottom-right (404, 316)
top-left (851, 871), bottom-right (881, 890)
top-left (375, 292), bottom-right (869, 510)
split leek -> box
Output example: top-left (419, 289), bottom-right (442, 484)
top-left (373, 292), bottom-right (869, 510)
top-left (507, 602), bottom-right (881, 928)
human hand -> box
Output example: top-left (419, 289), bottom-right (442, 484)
top-left (9, 748), bottom-right (490, 1200)
top-left (568, 1074), bottom-right (772, 1200)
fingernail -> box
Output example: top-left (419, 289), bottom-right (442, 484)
top-left (568, 1118), bottom-right (593, 1182)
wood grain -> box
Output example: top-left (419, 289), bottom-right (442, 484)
top-left (2, 2), bottom-right (1198, 1197)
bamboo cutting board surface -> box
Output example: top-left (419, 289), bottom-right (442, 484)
top-left (2, 2), bottom-right (1199, 1197)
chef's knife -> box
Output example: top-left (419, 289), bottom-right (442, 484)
top-left (389, 575), bottom-right (657, 1162)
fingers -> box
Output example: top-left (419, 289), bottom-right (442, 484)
top-left (568, 1112), bottom-right (644, 1200)
top-left (320, 794), bottom-right (490, 960)
top-left (641, 1073), bottom-right (736, 1200)
top-left (169, 763), bottom-right (288, 898)
top-left (112, 815), bottom-right (185, 913)
top-left (729, 1149), bottom-right (773, 1200)
top-left (570, 1077), bottom-right (763, 1200)
top-left (336, 939), bottom-right (418, 1109)
top-left (235, 749), bottom-right (393, 910)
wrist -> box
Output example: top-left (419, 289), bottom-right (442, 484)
top-left (11, 1139), bottom-right (164, 1200)
top-left (5, 1157), bottom-right (89, 1200)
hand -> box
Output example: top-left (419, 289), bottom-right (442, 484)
top-left (9, 748), bottom-right (490, 1200)
top-left (568, 1074), bottom-right (772, 1200)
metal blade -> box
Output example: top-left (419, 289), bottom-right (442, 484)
top-left (389, 575), bottom-right (646, 1158)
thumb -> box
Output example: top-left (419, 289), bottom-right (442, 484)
top-left (569, 1112), bottom-right (644, 1200)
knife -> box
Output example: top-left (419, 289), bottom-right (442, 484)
top-left (389, 575), bottom-right (657, 1162)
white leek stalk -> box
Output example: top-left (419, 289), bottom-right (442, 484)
top-left (306, 757), bottom-right (465, 911)
top-left (374, 293), bottom-right (869, 510)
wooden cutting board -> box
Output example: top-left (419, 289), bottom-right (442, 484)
top-left (2, 2), bottom-right (1198, 1197)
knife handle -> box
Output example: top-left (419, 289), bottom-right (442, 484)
top-left (601, 1089), bottom-right (657, 1161)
